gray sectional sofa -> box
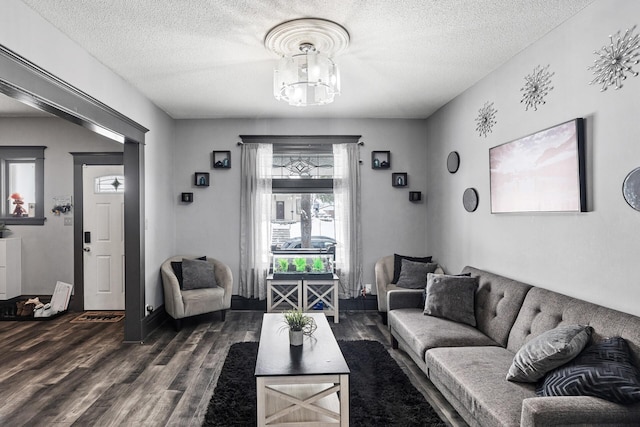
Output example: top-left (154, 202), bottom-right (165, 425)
top-left (387, 266), bottom-right (640, 426)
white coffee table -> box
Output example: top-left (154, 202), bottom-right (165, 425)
top-left (255, 313), bottom-right (350, 426)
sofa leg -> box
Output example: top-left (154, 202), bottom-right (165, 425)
top-left (391, 335), bottom-right (398, 349)
top-left (174, 318), bottom-right (182, 332)
top-left (380, 312), bottom-right (388, 325)
top-left (220, 309), bottom-right (227, 322)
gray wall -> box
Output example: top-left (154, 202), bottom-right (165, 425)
top-left (0, 117), bottom-right (120, 294)
top-left (174, 118), bottom-right (429, 293)
top-left (425, 0), bottom-right (640, 316)
top-left (3, 0), bottom-right (177, 313)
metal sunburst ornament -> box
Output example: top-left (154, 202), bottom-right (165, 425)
top-left (588, 25), bottom-right (640, 91)
top-left (475, 102), bottom-right (497, 138)
top-left (521, 65), bottom-right (554, 111)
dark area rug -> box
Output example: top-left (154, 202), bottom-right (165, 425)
top-left (203, 340), bottom-right (447, 427)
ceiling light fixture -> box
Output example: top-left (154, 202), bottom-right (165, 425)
top-left (265, 18), bottom-right (350, 107)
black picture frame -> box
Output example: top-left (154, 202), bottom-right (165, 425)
top-left (392, 172), bottom-right (408, 187)
top-left (194, 172), bottom-right (210, 187)
top-left (371, 151), bottom-right (391, 169)
top-left (181, 192), bottom-right (193, 203)
top-left (213, 151), bottom-right (231, 169)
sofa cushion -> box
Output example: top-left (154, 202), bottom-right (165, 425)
top-left (389, 309), bottom-right (498, 362)
top-left (537, 337), bottom-right (640, 404)
top-left (424, 273), bottom-right (478, 326)
top-left (427, 346), bottom-right (537, 427)
top-left (507, 324), bottom-right (593, 382)
top-left (182, 258), bottom-right (218, 290)
top-left (462, 266), bottom-right (532, 348)
top-left (395, 259), bottom-right (438, 289)
top-left (392, 254), bottom-right (432, 284)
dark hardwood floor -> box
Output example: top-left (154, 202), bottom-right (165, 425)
top-left (0, 310), bottom-right (467, 427)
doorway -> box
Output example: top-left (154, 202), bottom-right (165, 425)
top-left (82, 165), bottom-right (125, 310)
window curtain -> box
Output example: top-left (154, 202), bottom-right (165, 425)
top-left (239, 143), bottom-right (272, 299)
top-left (333, 143), bottom-right (363, 298)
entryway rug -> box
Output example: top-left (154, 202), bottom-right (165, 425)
top-left (70, 311), bottom-right (125, 323)
top-left (203, 340), bottom-right (447, 427)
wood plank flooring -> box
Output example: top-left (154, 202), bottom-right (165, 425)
top-left (0, 311), bottom-right (467, 427)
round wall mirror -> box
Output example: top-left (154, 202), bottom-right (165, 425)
top-left (623, 167), bottom-right (640, 211)
top-left (447, 151), bottom-right (460, 173)
top-left (463, 188), bottom-right (478, 212)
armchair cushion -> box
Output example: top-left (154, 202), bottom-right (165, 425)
top-left (182, 258), bottom-right (218, 290)
top-left (171, 255), bottom-right (207, 289)
top-left (392, 254), bottom-right (433, 283)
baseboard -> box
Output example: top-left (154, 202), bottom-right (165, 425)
top-left (142, 304), bottom-right (168, 339)
top-left (231, 295), bottom-right (378, 311)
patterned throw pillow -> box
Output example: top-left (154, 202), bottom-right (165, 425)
top-left (507, 324), bottom-right (593, 382)
top-left (395, 259), bottom-right (438, 289)
top-left (392, 254), bottom-right (432, 284)
top-left (537, 336), bottom-right (640, 404)
top-left (423, 273), bottom-right (478, 326)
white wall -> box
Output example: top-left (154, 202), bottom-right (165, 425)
top-left (2, 0), bottom-right (177, 312)
top-left (174, 118), bottom-right (429, 293)
top-left (425, 0), bottom-right (640, 316)
top-left (0, 117), bottom-right (121, 294)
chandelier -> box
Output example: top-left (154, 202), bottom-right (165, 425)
top-left (265, 18), bottom-right (350, 107)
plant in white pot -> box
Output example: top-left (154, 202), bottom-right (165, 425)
top-left (282, 310), bottom-right (317, 346)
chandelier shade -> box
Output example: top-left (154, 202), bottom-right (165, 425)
top-left (265, 18), bottom-right (349, 107)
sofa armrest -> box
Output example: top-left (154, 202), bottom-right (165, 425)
top-left (387, 289), bottom-right (424, 311)
top-left (521, 396), bottom-right (640, 426)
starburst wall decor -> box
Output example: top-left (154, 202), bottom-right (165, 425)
top-left (589, 25), bottom-right (640, 91)
top-left (521, 65), bottom-right (554, 111)
top-left (475, 102), bottom-right (497, 138)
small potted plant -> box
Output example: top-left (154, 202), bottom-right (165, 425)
top-left (282, 310), bottom-right (317, 346)
top-left (0, 223), bottom-right (10, 238)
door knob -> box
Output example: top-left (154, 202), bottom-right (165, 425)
top-left (83, 247), bottom-right (91, 252)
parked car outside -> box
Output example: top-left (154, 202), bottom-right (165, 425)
top-left (279, 236), bottom-right (336, 249)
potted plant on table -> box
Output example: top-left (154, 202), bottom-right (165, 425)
top-left (282, 310), bottom-right (317, 346)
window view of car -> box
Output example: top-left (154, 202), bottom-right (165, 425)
top-left (278, 236), bottom-right (336, 250)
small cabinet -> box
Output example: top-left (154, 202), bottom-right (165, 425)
top-left (0, 238), bottom-right (21, 300)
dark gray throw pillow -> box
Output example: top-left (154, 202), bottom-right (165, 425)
top-left (171, 256), bottom-right (207, 289)
top-left (182, 258), bottom-right (218, 290)
top-left (392, 254), bottom-right (432, 284)
top-left (395, 259), bottom-right (438, 289)
top-left (423, 273), bottom-right (478, 326)
top-left (537, 337), bottom-right (640, 404)
top-left (507, 324), bottom-right (593, 382)
top-left (422, 272), bottom-right (471, 305)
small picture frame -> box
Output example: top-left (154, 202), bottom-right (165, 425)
top-left (181, 192), bottom-right (193, 203)
top-left (392, 172), bottom-right (408, 187)
top-left (213, 151), bottom-right (231, 169)
top-left (194, 172), bottom-right (210, 187)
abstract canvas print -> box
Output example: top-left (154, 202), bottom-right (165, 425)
top-left (489, 119), bottom-right (585, 213)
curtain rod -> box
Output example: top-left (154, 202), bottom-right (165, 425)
top-left (237, 135), bottom-right (363, 145)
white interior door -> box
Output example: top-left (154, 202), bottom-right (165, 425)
top-left (83, 165), bottom-right (125, 310)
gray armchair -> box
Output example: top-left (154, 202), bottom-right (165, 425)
top-left (161, 256), bottom-right (233, 330)
top-left (375, 255), bottom-right (443, 324)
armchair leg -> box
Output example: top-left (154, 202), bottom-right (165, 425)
top-left (380, 311), bottom-right (388, 325)
top-left (174, 318), bottom-right (182, 332)
top-left (220, 309), bottom-right (227, 322)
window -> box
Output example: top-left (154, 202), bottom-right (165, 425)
top-left (270, 147), bottom-right (335, 252)
top-left (0, 146), bottom-right (45, 225)
top-left (94, 175), bottom-right (125, 193)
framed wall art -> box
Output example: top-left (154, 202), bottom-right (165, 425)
top-left (489, 118), bottom-right (586, 213)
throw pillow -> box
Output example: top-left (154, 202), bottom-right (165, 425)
top-left (395, 259), bottom-right (438, 289)
top-left (423, 273), bottom-right (478, 327)
top-left (537, 336), bottom-right (640, 404)
top-left (422, 272), bottom-right (471, 305)
top-left (182, 258), bottom-right (218, 290)
top-left (392, 254), bottom-right (433, 284)
top-left (171, 256), bottom-right (207, 289)
top-left (507, 324), bottom-right (593, 382)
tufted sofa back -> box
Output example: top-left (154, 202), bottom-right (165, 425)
top-left (507, 286), bottom-right (640, 367)
top-left (462, 266), bottom-right (532, 347)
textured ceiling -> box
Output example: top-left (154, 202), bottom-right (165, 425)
top-left (14, 0), bottom-right (595, 119)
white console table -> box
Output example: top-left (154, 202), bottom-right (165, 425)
top-left (266, 274), bottom-right (339, 323)
top-left (0, 238), bottom-right (21, 300)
